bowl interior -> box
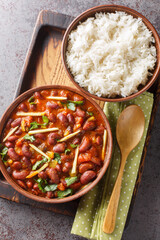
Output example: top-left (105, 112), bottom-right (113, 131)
top-left (0, 85), bottom-right (112, 203)
top-left (62, 5), bottom-right (160, 102)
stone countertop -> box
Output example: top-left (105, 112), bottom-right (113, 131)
top-left (0, 0), bottom-right (160, 239)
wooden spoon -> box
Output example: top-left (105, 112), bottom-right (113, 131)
top-left (103, 105), bottom-right (145, 234)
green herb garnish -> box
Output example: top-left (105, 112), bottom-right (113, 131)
top-left (29, 116), bottom-right (49, 130)
top-left (35, 178), bottom-right (48, 185)
top-left (42, 115), bottom-right (49, 125)
top-left (70, 144), bottom-right (78, 149)
top-left (34, 178), bottom-right (48, 192)
top-left (65, 148), bottom-right (71, 154)
top-left (28, 96), bottom-right (34, 102)
top-left (28, 96), bottom-right (36, 105)
top-left (34, 178), bottom-right (57, 193)
top-left (57, 189), bottom-right (73, 198)
top-left (44, 184), bottom-right (58, 192)
top-left (30, 102), bottom-right (37, 105)
top-left (61, 100), bottom-right (83, 111)
top-left (29, 121), bottom-right (40, 130)
top-left (23, 134), bottom-right (35, 142)
top-left (67, 102), bottom-right (76, 111)
top-left (87, 111), bottom-right (93, 116)
top-left (0, 147), bottom-right (8, 162)
top-left (54, 153), bottom-right (61, 164)
top-left (65, 176), bottom-right (78, 186)
top-left (32, 157), bottom-right (48, 170)
top-left (69, 100), bottom-right (84, 105)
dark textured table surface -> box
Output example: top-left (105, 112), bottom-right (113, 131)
top-left (0, 1), bottom-right (160, 240)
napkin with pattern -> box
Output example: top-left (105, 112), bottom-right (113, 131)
top-left (71, 92), bottom-right (153, 240)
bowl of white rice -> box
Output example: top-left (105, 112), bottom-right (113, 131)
top-left (61, 5), bottom-right (160, 102)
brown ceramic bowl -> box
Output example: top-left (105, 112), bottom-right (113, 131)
top-left (0, 85), bottom-right (112, 203)
top-left (61, 5), bottom-right (160, 102)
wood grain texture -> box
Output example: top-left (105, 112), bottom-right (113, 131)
top-left (0, 10), bottom-right (159, 222)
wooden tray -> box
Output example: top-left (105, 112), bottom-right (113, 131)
top-left (0, 10), bottom-right (160, 225)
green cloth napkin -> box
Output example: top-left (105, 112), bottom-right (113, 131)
top-left (71, 92), bottom-right (153, 240)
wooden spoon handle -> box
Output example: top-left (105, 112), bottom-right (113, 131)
top-left (103, 153), bottom-right (127, 234)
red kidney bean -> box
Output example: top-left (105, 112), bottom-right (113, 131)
top-left (11, 118), bottom-right (22, 128)
top-left (83, 120), bottom-right (97, 131)
top-left (48, 133), bottom-right (60, 145)
top-left (88, 146), bottom-right (98, 157)
top-left (46, 168), bottom-right (60, 184)
top-left (12, 170), bottom-right (29, 180)
top-left (6, 119), bottom-right (13, 129)
top-left (51, 90), bottom-right (58, 96)
top-left (17, 180), bottom-right (27, 189)
top-left (61, 154), bottom-right (73, 162)
top-left (46, 191), bottom-right (54, 198)
top-left (95, 125), bottom-right (105, 135)
top-left (12, 161), bottom-right (22, 170)
top-left (30, 104), bottom-right (37, 111)
top-left (5, 141), bottom-right (14, 148)
top-left (38, 143), bottom-right (47, 152)
top-left (22, 144), bottom-right (32, 158)
top-left (34, 133), bottom-right (46, 140)
top-left (41, 90), bottom-right (49, 96)
top-left (38, 171), bottom-right (48, 179)
top-left (62, 167), bottom-right (68, 173)
top-left (33, 139), bottom-right (42, 146)
top-left (64, 162), bottom-right (72, 169)
top-left (57, 113), bottom-right (68, 126)
top-left (33, 183), bottom-right (39, 190)
top-left (62, 162), bottom-right (72, 173)
top-left (46, 101), bottom-right (60, 109)
top-left (26, 180), bottom-right (33, 189)
top-left (67, 113), bottom-right (75, 124)
top-left (79, 136), bottom-right (92, 153)
top-left (96, 135), bottom-right (103, 145)
top-left (79, 162), bottom-right (95, 174)
top-left (91, 157), bottom-right (101, 166)
top-left (76, 107), bottom-right (85, 118)
top-left (34, 91), bottom-right (43, 99)
top-left (59, 90), bottom-right (70, 97)
top-left (48, 113), bottom-right (56, 123)
top-left (72, 137), bottom-right (81, 145)
top-left (21, 156), bottom-right (32, 169)
top-left (53, 143), bottom-right (66, 153)
top-left (80, 170), bottom-right (96, 185)
top-left (18, 103), bottom-right (28, 112)
top-left (73, 94), bottom-right (84, 102)
top-left (7, 135), bottom-right (18, 142)
top-left (8, 148), bottom-right (20, 161)
top-left (7, 166), bottom-right (12, 174)
top-left (78, 153), bottom-right (92, 164)
top-left (15, 128), bottom-right (23, 136)
top-left (55, 164), bottom-right (62, 172)
top-left (70, 182), bottom-right (81, 190)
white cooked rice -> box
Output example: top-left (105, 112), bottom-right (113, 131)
top-left (66, 12), bottom-right (157, 97)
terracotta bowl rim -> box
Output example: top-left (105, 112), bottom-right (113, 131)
top-left (0, 85), bottom-right (113, 203)
top-left (61, 4), bottom-right (160, 102)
